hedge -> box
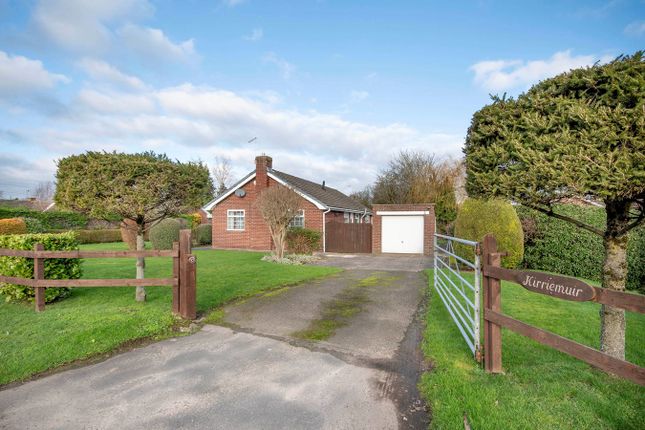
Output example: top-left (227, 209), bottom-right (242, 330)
top-left (24, 217), bottom-right (45, 233)
top-left (286, 228), bottom-right (322, 255)
top-left (194, 224), bottom-right (212, 246)
top-left (0, 232), bottom-right (82, 303)
top-left (150, 219), bottom-right (181, 250)
top-left (0, 207), bottom-right (87, 230)
top-left (0, 218), bottom-right (27, 235)
top-left (517, 204), bottom-right (645, 293)
top-left (454, 198), bottom-right (524, 268)
top-left (76, 229), bottom-right (122, 244)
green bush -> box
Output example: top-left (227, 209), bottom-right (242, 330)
top-left (194, 224), bottom-right (212, 245)
top-left (23, 217), bottom-right (45, 233)
top-left (286, 228), bottom-right (322, 255)
top-left (0, 232), bottom-right (81, 303)
top-left (0, 207), bottom-right (88, 230)
top-left (149, 219), bottom-right (181, 250)
top-left (178, 213), bottom-right (201, 230)
top-left (76, 229), bottom-right (122, 244)
top-left (517, 204), bottom-right (645, 293)
top-left (454, 198), bottom-right (524, 268)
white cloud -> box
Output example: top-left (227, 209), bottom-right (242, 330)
top-left (76, 89), bottom-right (156, 114)
top-left (0, 51), bottom-right (69, 97)
top-left (118, 24), bottom-right (197, 63)
top-left (32, 0), bottom-right (153, 53)
top-left (624, 20), bottom-right (645, 36)
top-left (77, 58), bottom-right (147, 90)
top-left (263, 52), bottom-right (295, 80)
top-left (470, 50), bottom-right (612, 92)
top-left (349, 90), bottom-right (369, 103)
top-left (244, 28), bottom-right (263, 42)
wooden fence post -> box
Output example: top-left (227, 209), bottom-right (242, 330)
top-left (172, 241), bottom-right (180, 315)
top-left (33, 243), bottom-right (45, 312)
top-left (482, 234), bottom-right (503, 373)
top-left (178, 230), bottom-right (196, 320)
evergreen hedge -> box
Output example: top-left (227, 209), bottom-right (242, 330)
top-left (149, 219), bottom-right (181, 250)
top-left (517, 204), bottom-right (645, 293)
top-left (286, 228), bottom-right (322, 255)
top-left (0, 207), bottom-right (88, 230)
top-left (454, 198), bottom-right (524, 268)
top-left (0, 232), bottom-right (81, 303)
top-left (194, 224), bottom-right (212, 246)
top-left (76, 229), bottom-right (122, 244)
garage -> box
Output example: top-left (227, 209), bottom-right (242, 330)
top-left (372, 205), bottom-right (435, 255)
top-left (381, 215), bottom-right (424, 254)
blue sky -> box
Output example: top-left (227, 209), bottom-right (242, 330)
top-left (0, 0), bottom-right (643, 198)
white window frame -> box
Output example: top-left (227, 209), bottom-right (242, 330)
top-left (227, 209), bottom-right (245, 231)
top-left (289, 209), bottom-right (305, 228)
top-left (344, 212), bottom-right (351, 224)
top-left (354, 213), bottom-right (360, 223)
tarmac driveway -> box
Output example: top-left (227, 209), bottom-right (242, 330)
top-left (0, 255), bottom-right (431, 430)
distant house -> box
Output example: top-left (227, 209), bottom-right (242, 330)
top-left (202, 155), bottom-right (371, 251)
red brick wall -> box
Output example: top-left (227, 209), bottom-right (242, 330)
top-left (371, 204), bottom-right (435, 255)
top-left (212, 177), bottom-right (325, 251)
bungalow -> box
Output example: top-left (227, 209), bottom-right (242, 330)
top-left (202, 155), bottom-right (371, 251)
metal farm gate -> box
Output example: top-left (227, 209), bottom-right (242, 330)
top-left (433, 233), bottom-right (482, 359)
top-left (325, 222), bottom-right (372, 253)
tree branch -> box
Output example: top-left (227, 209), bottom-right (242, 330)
top-left (522, 202), bottom-right (604, 237)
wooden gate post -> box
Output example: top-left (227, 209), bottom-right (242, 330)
top-left (178, 230), bottom-right (196, 320)
top-left (33, 243), bottom-right (45, 312)
top-left (172, 241), bottom-right (180, 315)
top-left (482, 234), bottom-right (503, 373)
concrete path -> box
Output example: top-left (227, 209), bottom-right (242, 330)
top-left (0, 257), bottom-right (431, 430)
top-left (313, 253), bottom-right (432, 272)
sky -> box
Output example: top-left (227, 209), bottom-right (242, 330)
top-left (0, 0), bottom-right (643, 198)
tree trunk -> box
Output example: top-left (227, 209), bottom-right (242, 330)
top-left (600, 200), bottom-right (630, 360)
top-left (135, 229), bottom-right (146, 302)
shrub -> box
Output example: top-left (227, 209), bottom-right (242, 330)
top-left (516, 204), bottom-right (645, 293)
top-left (178, 213), bottom-right (201, 230)
top-left (76, 229), bottom-right (122, 244)
top-left (454, 198), bottom-right (524, 268)
top-left (194, 224), bottom-right (212, 245)
top-left (0, 207), bottom-right (87, 230)
top-left (150, 219), bottom-right (181, 250)
top-left (286, 228), bottom-right (322, 255)
top-left (0, 232), bottom-right (81, 303)
top-left (23, 217), bottom-right (45, 233)
top-left (0, 218), bottom-right (27, 235)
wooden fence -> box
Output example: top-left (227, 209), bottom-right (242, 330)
top-left (0, 229), bottom-right (196, 319)
top-left (481, 234), bottom-right (645, 386)
top-left (325, 222), bottom-right (372, 253)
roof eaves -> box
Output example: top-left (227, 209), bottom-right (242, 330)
top-left (202, 171), bottom-right (256, 211)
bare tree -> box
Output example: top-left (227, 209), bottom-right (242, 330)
top-left (372, 150), bottom-right (462, 231)
top-left (32, 181), bottom-right (55, 210)
top-left (349, 186), bottom-right (373, 208)
top-left (256, 186), bottom-right (301, 258)
top-left (212, 156), bottom-right (233, 196)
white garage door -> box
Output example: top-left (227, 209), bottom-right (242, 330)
top-left (381, 215), bottom-right (424, 254)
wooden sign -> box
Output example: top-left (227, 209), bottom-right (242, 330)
top-left (485, 267), bottom-right (596, 302)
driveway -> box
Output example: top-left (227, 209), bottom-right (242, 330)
top-left (313, 253), bottom-right (432, 272)
top-left (0, 256), bottom-right (431, 430)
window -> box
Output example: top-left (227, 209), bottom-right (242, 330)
top-left (344, 213), bottom-right (351, 224)
top-left (227, 210), bottom-right (245, 230)
top-left (289, 210), bottom-right (305, 228)
top-left (354, 213), bottom-right (360, 223)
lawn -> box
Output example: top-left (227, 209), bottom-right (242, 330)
top-left (0, 242), bottom-right (340, 385)
top-left (421, 269), bottom-right (645, 430)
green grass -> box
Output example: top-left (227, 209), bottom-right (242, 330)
top-left (421, 269), bottom-right (645, 429)
top-left (0, 242), bottom-right (339, 385)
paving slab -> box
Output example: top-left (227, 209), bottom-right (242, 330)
top-left (0, 325), bottom-right (397, 430)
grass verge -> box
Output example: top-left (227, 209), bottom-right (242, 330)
top-left (0, 242), bottom-right (339, 385)
top-left (421, 269), bottom-right (645, 430)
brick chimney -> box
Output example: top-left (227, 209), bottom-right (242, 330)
top-left (255, 155), bottom-right (272, 189)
